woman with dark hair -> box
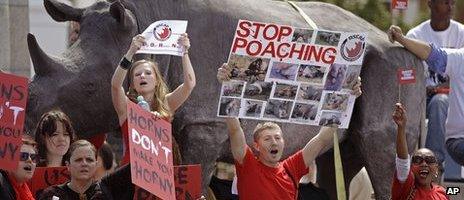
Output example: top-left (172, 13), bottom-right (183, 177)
top-left (39, 140), bottom-right (133, 200)
top-left (34, 110), bottom-right (77, 167)
top-left (111, 33), bottom-right (195, 165)
top-left (391, 103), bottom-right (447, 200)
top-left (0, 135), bottom-right (38, 200)
top-left (94, 142), bottom-right (115, 180)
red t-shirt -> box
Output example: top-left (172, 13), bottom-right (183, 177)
top-left (235, 147), bottom-right (308, 200)
top-left (391, 170), bottom-right (449, 200)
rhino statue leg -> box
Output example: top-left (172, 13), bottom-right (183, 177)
top-left (175, 122), bottom-right (230, 194)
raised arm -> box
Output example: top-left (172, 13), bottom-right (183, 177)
top-left (388, 25), bottom-right (432, 60)
top-left (166, 33), bottom-right (196, 112)
top-left (393, 103), bottom-right (408, 159)
top-left (302, 77), bottom-right (362, 167)
top-left (217, 63), bottom-right (246, 163)
top-left (111, 35), bottom-right (144, 123)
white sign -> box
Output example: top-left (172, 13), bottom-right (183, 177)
top-left (137, 20), bottom-right (188, 56)
top-left (217, 20), bottom-right (368, 129)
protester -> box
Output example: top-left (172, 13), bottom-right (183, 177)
top-left (0, 135), bottom-right (38, 200)
top-left (94, 142), bottom-right (115, 180)
top-left (39, 140), bottom-right (133, 200)
top-left (388, 25), bottom-right (464, 166)
top-left (406, 0), bottom-right (464, 167)
top-left (34, 110), bottom-right (77, 167)
top-left (216, 63), bottom-right (361, 199)
top-left (391, 103), bottom-right (448, 200)
top-left (111, 33), bottom-right (196, 165)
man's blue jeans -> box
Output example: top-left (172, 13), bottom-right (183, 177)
top-left (446, 138), bottom-right (464, 166)
top-left (426, 94), bottom-right (448, 164)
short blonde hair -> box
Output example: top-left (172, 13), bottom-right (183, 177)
top-left (253, 122), bottom-right (281, 141)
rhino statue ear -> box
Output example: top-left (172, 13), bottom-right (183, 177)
top-left (44, 0), bottom-right (83, 22)
top-left (110, 1), bottom-right (131, 28)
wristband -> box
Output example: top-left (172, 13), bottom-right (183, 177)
top-left (119, 57), bottom-right (131, 70)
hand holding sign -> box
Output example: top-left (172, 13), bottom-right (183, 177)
top-left (125, 35), bottom-right (146, 60)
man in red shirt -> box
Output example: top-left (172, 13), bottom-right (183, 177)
top-left (217, 64), bottom-right (361, 199)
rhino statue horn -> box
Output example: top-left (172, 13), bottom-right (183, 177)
top-left (44, 0), bottom-right (83, 22)
top-left (27, 33), bottom-right (62, 76)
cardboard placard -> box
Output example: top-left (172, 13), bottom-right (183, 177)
top-left (127, 101), bottom-right (175, 200)
top-left (27, 167), bottom-right (70, 198)
top-left (0, 72), bottom-right (28, 171)
top-left (392, 0), bottom-right (408, 10)
top-left (133, 165), bottom-right (202, 200)
top-left (397, 68), bottom-right (416, 84)
top-left (138, 20), bottom-right (188, 56)
top-left (217, 20), bottom-right (368, 128)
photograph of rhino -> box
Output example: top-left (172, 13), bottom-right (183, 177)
top-left (318, 111), bottom-right (342, 126)
top-left (292, 28), bottom-right (314, 43)
top-left (218, 97), bottom-right (241, 117)
top-left (324, 63), bottom-right (347, 91)
top-left (267, 61), bottom-right (299, 82)
top-left (297, 64), bottom-right (327, 84)
top-left (243, 81), bottom-right (273, 101)
top-left (315, 30), bottom-right (341, 47)
top-left (228, 54), bottom-right (269, 82)
top-left (239, 100), bottom-right (264, 118)
top-left (271, 83), bottom-right (298, 100)
top-left (24, 0), bottom-right (426, 199)
top-left (342, 65), bottom-right (362, 90)
top-left (290, 102), bottom-right (318, 123)
top-left (263, 99), bottom-right (293, 120)
top-left (321, 92), bottom-right (350, 112)
top-left (221, 81), bottom-right (245, 97)
top-left (297, 84), bottom-right (323, 102)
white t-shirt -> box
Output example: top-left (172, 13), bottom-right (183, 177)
top-left (443, 48), bottom-right (464, 139)
top-left (407, 20), bottom-right (464, 87)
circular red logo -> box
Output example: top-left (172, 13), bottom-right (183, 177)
top-left (153, 23), bottom-right (172, 41)
top-left (341, 34), bottom-right (366, 62)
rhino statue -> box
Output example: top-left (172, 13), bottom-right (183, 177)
top-left (26, 0), bottom-right (425, 199)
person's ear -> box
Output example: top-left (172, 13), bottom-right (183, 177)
top-left (253, 141), bottom-right (259, 152)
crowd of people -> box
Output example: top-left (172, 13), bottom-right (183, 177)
top-left (2, 0), bottom-right (464, 199)
top-left (0, 32), bottom-right (195, 200)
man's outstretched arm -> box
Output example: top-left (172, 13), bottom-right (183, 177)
top-left (302, 126), bottom-right (338, 167)
top-left (226, 117), bottom-right (247, 164)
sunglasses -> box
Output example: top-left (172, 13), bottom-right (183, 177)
top-left (20, 152), bottom-right (38, 163)
top-left (411, 155), bottom-right (437, 165)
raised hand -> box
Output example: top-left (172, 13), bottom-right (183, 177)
top-left (392, 103), bottom-right (407, 128)
top-left (351, 76), bottom-right (362, 98)
top-left (217, 63), bottom-right (232, 83)
top-left (387, 25), bottom-right (404, 43)
top-left (126, 34), bottom-right (145, 59)
top-left (178, 33), bottom-right (191, 54)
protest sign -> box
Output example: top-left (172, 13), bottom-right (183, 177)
top-left (217, 20), bottom-right (368, 128)
top-left (392, 0), bottom-right (408, 10)
top-left (397, 68), bottom-right (416, 84)
top-left (27, 167), bottom-right (70, 198)
top-left (174, 165), bottom-right (202, 200)
top-left (127, 101), bottom-right (175, 200)
top-left (0, 72), bottom-right (28, 171)
top-left (138, 20), bottom-right (188, 56)
top-left (133, 165), bottom-right (202, 200)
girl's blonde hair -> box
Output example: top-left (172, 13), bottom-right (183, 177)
top-left (127, 60), bottom-right (172, 119)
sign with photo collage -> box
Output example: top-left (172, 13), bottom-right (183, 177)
top-left (217, 20), bottom-right (367, 128)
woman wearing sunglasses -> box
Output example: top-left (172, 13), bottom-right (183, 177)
top-left (391, 103), bottom-right (448, 200)
top-left (0, 135), bottom-right (38, 200)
